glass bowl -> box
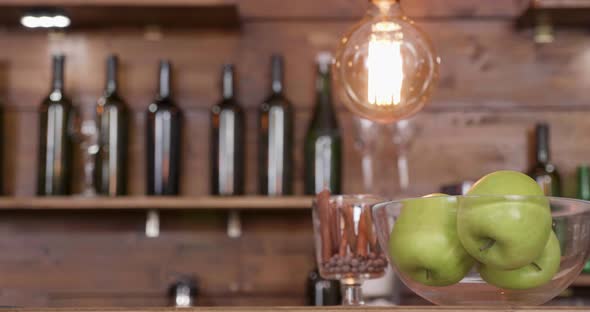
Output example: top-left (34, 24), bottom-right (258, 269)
top-left (372, 195), bottom-right (590, 306)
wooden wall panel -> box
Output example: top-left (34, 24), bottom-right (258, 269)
top-left (0, 0), bottom-right (589, 307)
top-left (0, 210), bottom-right (313, 307)
top-left (0, 0), bottom-right (530, 19)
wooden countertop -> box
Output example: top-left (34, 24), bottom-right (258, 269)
top-left (2, 308), bottom-right (589, 312)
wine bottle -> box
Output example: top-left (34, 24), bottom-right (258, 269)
top-left (527, 123), bottom-right (561, 196)
top-left (258, 54), bottom-right (294, 195)
top-left (146, 60), bottom-right (182, 195)
top-left (169, 277), bottom-right (199, 307)
top-left (576, 166), bottom-right (590, 273)
top-left (95, 54), bottom-right (128, 196)
top-left (210, 64), bottom-right (245, 196)
top-left (305, 268), bottom-right (341, 306)
top-left (578, 166), bottom-right (590, 201)
top-left (304, 53), bottom-right (342, 195)
top-left (37, 54), bottom-right (73, 196)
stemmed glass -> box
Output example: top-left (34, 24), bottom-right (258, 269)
top-left (388, 119), bottom-right (418, 192)
top-left (352, 117), bottom-right (381, 192)
top-left (69, 108), bottom-right (99, 197)
top-left (312, 190), bottom-right (388, 305)
top-left (353, 117), bottom-right (418, 195)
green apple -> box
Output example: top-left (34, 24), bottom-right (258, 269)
top-left (479, 231), bottom-right (561, 290)
top-left (467, 170), bottom-right (546, 197)
top-left (389, 194), bottom-right (475, 286)
top-left (459, 170), bottom-right (552, 269)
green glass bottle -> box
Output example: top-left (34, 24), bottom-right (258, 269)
top-left (95, 54), bottom-right (128, 196)
top-left (259, 54), bottom-right (294, 195)
top-left (577, 166), bottom-right (590, 273)
top-left (304, 53), bottom-right (342, 195)
top-left (527, 123), bottom-right (562, 196)
top-left (37, 54), bottom-right (73, 196)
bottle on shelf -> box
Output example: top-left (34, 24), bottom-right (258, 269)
top-left (168, 277), bottom-right (199, 307)
top-left (95, 54), bottom-right (128, 196)
top-left (527, 123), bottom-right (561, 196)
top-left (37, 54), bottom-right (73, 196)
top-left (258, 54), bottom-right (294, 196)
top-left (304, 52), bottom-right (342, 195)
top-left (576, 166), bottom-right (590, 274)
top-left (306, 268), bottom-right (341, 306)
top-left (146, 60), bottom-right (182, 195)
top-left (210, 64), bottom-right (245, 196)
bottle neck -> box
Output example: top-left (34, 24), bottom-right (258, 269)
top-left (222, 64), bottom-right (236, 101)
top-left (368, 0), bottom-right (403, 18)
top-left (51, 55), bottom-right (65, 92)
top-left (158, 60), bottom-right (172, 100)
top-left (106, 55), bottom-right (118, 95)
top-left (314, 65), bottom-right (335, 118)
top-left (579, 167), bottom-right (590, 200)
top-left (535, 124), bottom-right (550, 164)
top-left (271, 55), bottom-right (284, 95)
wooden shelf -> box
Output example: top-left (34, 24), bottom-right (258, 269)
top-left (0, 0), bottom-right (239, 29)
top-left (533, 0), bottom-right (590, 9)
top-left (0, 307), bottom-right (584, 312)
top-left (517, 0), bottom-right (590, 29)
top-left (572, 274), bottom-right (590, 287)
top-left (0, 196), bottom-right (313, 211)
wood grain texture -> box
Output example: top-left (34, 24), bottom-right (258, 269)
top-left (0, 210), bottom-right (314, 306)
top-left (2, 307), bottom-right (590, 312)
top-left (4, 19), bottom-right (590, 197)
top-left (573, 275), bottom-right (590, 287)
top-left (0, 0), bottom-right (589, 307)
top-left (0, 5), bottom-right (239, 30)
top-left (0, 0), bottom-right (530, 18)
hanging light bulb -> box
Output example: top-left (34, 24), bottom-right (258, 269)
top-left (334, 0), bottom-right (439, 123)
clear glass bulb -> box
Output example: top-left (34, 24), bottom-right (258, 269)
top-left (333, 0), bottom-right (439, 124)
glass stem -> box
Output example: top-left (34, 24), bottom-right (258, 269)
top-left (397, 147), bottom-right (409, 191)
top-left (341, 280), bottom-right (364, 306)
top-left (361, 153), bottom-right (374, 192)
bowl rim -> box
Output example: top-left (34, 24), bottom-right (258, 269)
top-left (311, 194), bottom-right (390, 204)
top-left (371, 195), bottom-right (590, 217)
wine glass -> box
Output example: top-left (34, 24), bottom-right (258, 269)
top-left (68, 108), bottom-right (99, 197)
top-left (312, 190), bottom-right (389, 305)
top-left (352, 117), bottom-right (381, 192)
top-left (388, 119), bottom-right (418, 193)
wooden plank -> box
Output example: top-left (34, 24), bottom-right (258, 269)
top-left (572, 274), bottom-right (590, 287)
top-left (0, 0), bottom-right (529, 18)
top-left (0, 0), bottom-right (234, 7)
top-left (0, 210), bottom-right (313, 306)
top-left (5, 20), bottom-right (590, 114)
top-left (2, 307), bottom-right (590, 312)
top-left (0, 4), bottom-right (239, 30)
top-left (0, 196), bottom-right (313, 210)
top-left (533, 0), bottom-right (590, 8)
top-left (9, 109), bottom-right (590, 198)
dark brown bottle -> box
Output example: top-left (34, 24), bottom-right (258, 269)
top-left (95, 55), bottom-right (128, 196)
top-left (210, 64), bottom-right (245, 195)
top-left (37, 54), bottom-right (73, 196)
top-left (527, 123), bottom-right (561, 196)
top-left (306, 268), bottom-right (341, 306)
top-left (258, 54), bottom-right (294, 195)
top-left (146, 60), bottom-right (182, 195)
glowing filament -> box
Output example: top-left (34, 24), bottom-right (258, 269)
top-left (368, 22), bottom-right (403, 106)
